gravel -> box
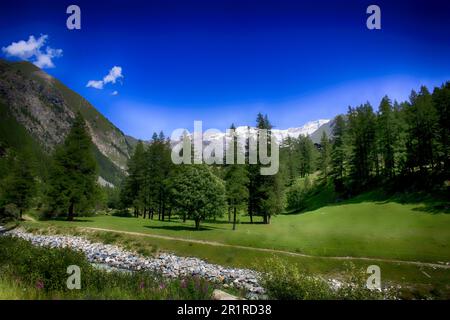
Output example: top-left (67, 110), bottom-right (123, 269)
top-left (2, 228), bottom-right (265, 298)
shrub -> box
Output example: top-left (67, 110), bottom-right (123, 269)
top-left (0, 204), bottom-right (19, 222)
top-left (335, 263), bottom-right (396, 300)
top-left (261, 257), bottom-right (333, 299)
top-left (285, 177), bottom-right (312, 211)
top-left (261, 258), bottom-right (396, 300)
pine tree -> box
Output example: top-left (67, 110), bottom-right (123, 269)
top-left (224, 124), bottom-right (249, 230)
top-left (120, 140), bottom-right (146, 217)
top-left (296, 135), bottom-right (316, 178)
top-left (432, 82), bottom-right (450, 177)
top-left (225, 164), bottom-right (249, 230)
top-left (247, 113), bottom-right (283, 224)
top-left (143, 132), bottom-right (173, 220)
top-left (347, 103), bottom-right (377, 191)
top-left (279, 136), bottom-right (299, 187)
top-left (331, 115), bottom-right (347, 192)
top-left (405, 87), bottom-right (439, 176)
top-left (47, 112), bottom-right (98, 221)
top-left (377, 96), bottom-right (397, 178)
top-left (318, 131), bottom-right (331, 181)
top-left (1, 151), bottom-right (36, 219)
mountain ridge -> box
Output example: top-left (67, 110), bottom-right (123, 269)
top-left (0, 59), bottom-right (131, 185)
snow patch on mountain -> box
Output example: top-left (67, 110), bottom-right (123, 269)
top-left (197, 119), bottom-right (330, 144)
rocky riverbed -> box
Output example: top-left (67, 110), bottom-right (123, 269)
top-left (2, 228), bottom-right (265, 299)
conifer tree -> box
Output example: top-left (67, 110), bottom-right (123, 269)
top-left (331, 115), bottom-right (347, 192)
top-left (120, 140), bottom-right (146, 217)
top-left (432, 82), bottom-right (450, 177)
top-left (318, 131), bottom-right (331, 181)
top-left (1, 151), bottom-right (36, 219)
top-left (405, 87), bottom-right (439, 176)
top-left (224, 124), bottom-right (249, 230)
top-left (47, 112), bottom-right (98, 220)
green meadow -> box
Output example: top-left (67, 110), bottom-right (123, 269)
top-left (29, 197), bottom-right (450, 262)
top-left (23, 194), bottom-right (450, 298)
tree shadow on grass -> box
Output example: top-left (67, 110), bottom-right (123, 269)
top-left (240, 221), bottom-right (266, 225)
top-left (144, 225), bottom-right (214, 232)
top-left (203, 219), bottom-right (233, 225)
top-left (49, 217), bottom-right (95, 222)
top-left (411, 203), bottom-right (450, 214)
top-left (282, 187), bottom-right (450, 216)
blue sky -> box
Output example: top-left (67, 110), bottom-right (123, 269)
top-left (1, 0), bottom-right (450, 139)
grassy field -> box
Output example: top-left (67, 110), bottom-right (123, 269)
top-left (29, 196), bottom-right (450, 263)
top-left (21, 194), bottom-right (450, 298)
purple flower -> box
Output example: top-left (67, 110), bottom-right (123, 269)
top-left (194, 277), bottom-right (201, 290)
top-left (35, 280), bottom-right (44, 290)
top-left (139, 281), bottom-right (145, 289)
top-left (159, 283), bottom-right (166, 290)
top-left (180, 280), bottom-right (187, 289)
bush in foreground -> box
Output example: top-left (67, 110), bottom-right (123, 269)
top-left (260, 257), bottom-right (395, 300)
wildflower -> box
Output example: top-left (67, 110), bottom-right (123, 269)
top-left (159, 283), bottom-right (166, 290)
top-left (139, 281), bottom-right (145, 290)
top-left (194, 277), bottom-right (201, 290)
top-left (36, 280), bottom-right (44, 290)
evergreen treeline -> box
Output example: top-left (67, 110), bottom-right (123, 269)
top-left (118, 113), bottom-right (283, 228)
top-left (1, 82), bottom-right (449, 225)
top-left (330, 84), bottom-right (450, 195)
top-left (282, 83), bottom-right (450, 211)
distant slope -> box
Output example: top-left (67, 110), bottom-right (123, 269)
top-left (310, 118), bottom-right (335, 144)
top-left (0, 99), bottom-right (51, 174)
top-left (309, 115), bottom-right (350, 144)
top-left (0, 59), bottom-right (132, 185)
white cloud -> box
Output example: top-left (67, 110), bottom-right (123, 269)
top-left (86, 80), bottom-right (104, 89)
top-left (111, 90), bottom-right (118, 96)
top-left (2, 34), bottom-right (62, 69)
top-left (104, 66), bottom-right (123, 84)
top-left (86, 66), bottom-right (123, 90)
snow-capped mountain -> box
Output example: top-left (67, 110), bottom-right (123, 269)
top-left (176, 119), bottom-right (330, 145)
top-left (271, 119), bottom-right (330, 142)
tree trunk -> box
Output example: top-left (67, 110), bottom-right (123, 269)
top-left (249, 200), bottom-right (253, 224)
top-left (195, 218), bottom-right (200, 230)
top-left (183, 212), bottom-right (186, 223)
top-left (158, 196), bottom-right (162, 220)
top-left (228, 207), bottom-right (231, 222)
top-left (67, 202), bottom-right (74, 221)
top-left (232, 207), bottom-right (237, 231)
top-left (19, 208), bottom-right (23, 220)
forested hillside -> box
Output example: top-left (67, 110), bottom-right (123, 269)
top-left (0, 59), bottom-right (136, 185)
